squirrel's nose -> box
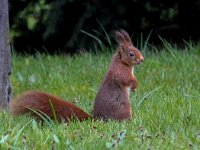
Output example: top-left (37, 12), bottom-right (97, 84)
top-left (136, 56), bottom-right (144, 65)
top-left (137, 56), bottom-right (144, 64)
top-left (140, 56), bottom-right (144, 62)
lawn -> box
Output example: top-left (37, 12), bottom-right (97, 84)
top-left (0, 42), bottom-right (200, 149)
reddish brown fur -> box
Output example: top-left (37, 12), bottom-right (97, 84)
top-left (93, 29), bottom-right (144, 121)
top-left (10, 29), bottom-right (143, 123)
top-left (10, 90), bottom-right (89, 122)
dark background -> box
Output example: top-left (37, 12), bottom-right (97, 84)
top-left (9, 0), bottom-right (200, 54)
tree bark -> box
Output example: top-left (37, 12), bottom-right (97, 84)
top-left (0, 0), bottom-right (12, 110)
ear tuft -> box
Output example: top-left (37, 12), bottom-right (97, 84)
top-left (119, 29), bottom-right (132, 43)
top-left (114, 30), bottom-right (125, 45)
top-left (114, 29), bottom-right (132, 45)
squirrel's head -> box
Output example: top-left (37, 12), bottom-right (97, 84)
top-left (115, 29), bottom-right (144, 66)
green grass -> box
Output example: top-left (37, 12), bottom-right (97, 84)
top-left (1, 42), bottom-right (200, 149)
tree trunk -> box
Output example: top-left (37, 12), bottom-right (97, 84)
top-left (0, 0), bottom-right (12, 110)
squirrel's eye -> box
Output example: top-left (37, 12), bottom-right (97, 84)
top-left (129, 52), bottom-right (134, 57)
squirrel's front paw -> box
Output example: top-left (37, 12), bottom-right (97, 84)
top-left (131, 85), bottom-right (137, 92)
top-left (131, 79), bottom-right (137, 92)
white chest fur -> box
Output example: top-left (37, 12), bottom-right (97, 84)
top-left (127, 67), bottom-right (135, 95)
top-left (131, 67), bottom-right (134, 75)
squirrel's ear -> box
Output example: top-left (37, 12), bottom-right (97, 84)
top-left (119, 29), bottom-right (132, 44)
top-left (114, 29), bottom-right (133, 46)
top-left (114, 30), bottom-right (125, 45)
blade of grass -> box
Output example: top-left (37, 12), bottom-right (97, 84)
top-left (96, 19), bottom-right (112, 47)
top-left (159, 36), bottom-right (177, 59)
top-left (80, 30), bottom-right (104, 49)
top-left (49, 99), bottom-right (59, 124)
top-left (13, 119), bottom-right (32, 145)
top-left (137, 85), bottom-right (164, 107)
top-left (27, 108), bottom-right (56, 128)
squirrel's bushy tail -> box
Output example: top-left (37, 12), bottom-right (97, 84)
top-left (10, 90), bottom-right (90, 122)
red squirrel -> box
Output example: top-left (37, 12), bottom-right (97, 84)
top-left (9, 29), bottom-right (144, 122)
top-left (93, 29), bottom-right (144, 120)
